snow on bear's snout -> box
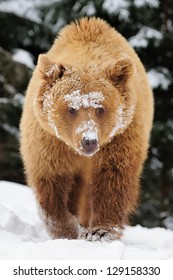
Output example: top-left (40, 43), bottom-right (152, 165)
top-left (76, 120), bottom-right (99, 156)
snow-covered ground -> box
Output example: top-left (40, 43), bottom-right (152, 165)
top-left (12, 48), bottom-right (35, 69)
top-left (0, 181), bottom-right (173, 260)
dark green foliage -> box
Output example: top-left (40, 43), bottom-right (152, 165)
top-left (0, 47), bottom-right (32, 183)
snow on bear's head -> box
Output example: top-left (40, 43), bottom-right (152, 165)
top-left (34, 54), bottom-right (136, 157)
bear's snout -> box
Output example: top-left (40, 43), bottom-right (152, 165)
top-left (81, 137), bottom-right (98, 154)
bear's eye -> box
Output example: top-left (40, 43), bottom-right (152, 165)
top-left (58, 65), bottom-right (65, 79)
top-left (68, 107), bottom-right (77, 115)
top-left (96, 107), bottom-right (105, 116)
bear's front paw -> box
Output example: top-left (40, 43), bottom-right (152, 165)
top-left (46, 214), bottom-right (79, 240)
top-left (78, 226), bottom-right (122, 242)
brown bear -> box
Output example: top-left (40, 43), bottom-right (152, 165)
top-left (20, 17), bottom-right (153, 241)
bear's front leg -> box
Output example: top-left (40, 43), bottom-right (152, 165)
top-left (79, 157), bottom-right (140, 242)
top-left (33, 175), bottom-right (79, 239)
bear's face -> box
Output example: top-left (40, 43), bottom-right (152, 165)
top-left (34, 55), bottom-right (136, 156)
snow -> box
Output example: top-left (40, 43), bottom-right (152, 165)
top-left (0, 181), bottom-right (173, 260)
top-left (164, 217), bottom-right (173, 230)
top-left (76, 120), bottom-right (99, 156)
top-left (134, 0), bottom-right (159, 8)
top-left (41, 92), bottom-right (59, 138)
top-left (0, 0), bottom-right (60, 23)
top-left (147, 68), bottom-right (171, 90)
top-left (103, 0), bottom-right (130, 20)
top-left (45, 64), bottom-right (58, 77)
top-left (0, 93), bottom-right (24, 107)
top-left (76, 120), bottom-right (98, 141)
top-left (0, 97), bottom-right (9, 105)
top-left (64, 90), bottom-right (105, 110)
top-left (110, 106), bottom-right (124, 137)
top-left (150, 156), bottom-right (163, 170)
top-left (1, 124), bottom-right (19, 139)
top-left (81, 1), bottom-right (96, 16)
top-left (12, 48), bottom-right (35, 69)
top-left (103, 0), bottom-right (159, 18)
top-left (110, 105), bottom-right (135, 138)
top-left (129, 26), bottom-right (162, 48)
top-left (102, 0), bottom-right (160, 23)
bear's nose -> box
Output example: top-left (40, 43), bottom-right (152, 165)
top-left (81, 138), bottom-right (98, 153)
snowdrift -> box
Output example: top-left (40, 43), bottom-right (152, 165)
top-left (0, 181), bottom-right (172, 260)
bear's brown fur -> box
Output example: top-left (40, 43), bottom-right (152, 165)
top-left (20, 17), bottom-right (153, 241)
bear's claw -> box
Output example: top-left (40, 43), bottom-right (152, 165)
top-left (78, 227), bottom-right (121, 242)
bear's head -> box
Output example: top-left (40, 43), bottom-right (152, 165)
top-left (34, 54), bottom-right (136, 156)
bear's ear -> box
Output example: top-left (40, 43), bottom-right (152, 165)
top-left (37, 54), bottom-right (65, 82)
top-left (106, 57), bottom-right (134, 87)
